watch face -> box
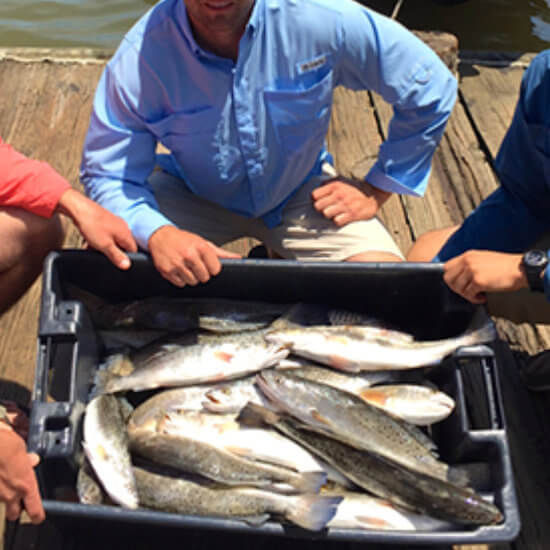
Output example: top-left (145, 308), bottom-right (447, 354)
top-left (524, 249), bottom-right (548, 267)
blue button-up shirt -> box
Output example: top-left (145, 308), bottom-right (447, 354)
top-left (80, 0), bottom-right (457, 250)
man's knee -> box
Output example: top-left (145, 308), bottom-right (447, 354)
top-left (0, 208), bottom-right (65, 271)
top-left (406, 226), bottom-right (459, 262)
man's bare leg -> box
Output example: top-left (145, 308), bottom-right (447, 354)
top-left (0, 207), bottom-right (65, 314)
top-left (406, 226), bottom-right (459, 262)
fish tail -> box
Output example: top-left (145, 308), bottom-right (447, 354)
top-left (236, 402), bottom-right (280, 427)
top-left (292, 470), bottom-right (327, 493)
top-left (462, 309), bottom-right (497, 344)
top-left (285, 494), bottom-right (342, 531)
top-left (446, 465), bottom-right (471, 488)
top-left (94, 352), bottom-right (134, 395)
top-left (463, 319), bottom-right (497, 346)
top-left (103, 376), bottom-right (125, 395)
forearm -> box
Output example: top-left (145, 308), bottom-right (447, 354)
top-left (81, 175), bottom-right (173, 250)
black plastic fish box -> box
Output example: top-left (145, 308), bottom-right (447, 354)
top-left (28, 249), bottom-right (520, 546)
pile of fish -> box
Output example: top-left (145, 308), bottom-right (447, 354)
top-left (74, 292), bottom-right (503, 533)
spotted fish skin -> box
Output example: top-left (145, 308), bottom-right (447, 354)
top-left (133, 466), bottom-right (342, 531)
top-left (104, 329), bottom-right (289, 393)
top-left (255, 370), bottom-right (450, 480)
top-left (264, 320), bottom-right (496, 372)
top-left (82, 395), bottom-right (138, 508)
top-left (243, 404), bottom-right (503, 527)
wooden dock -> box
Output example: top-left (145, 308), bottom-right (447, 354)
top-left (1, 47), bottom-right (550, 550)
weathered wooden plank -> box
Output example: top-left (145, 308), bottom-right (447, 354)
top-left (459, 63), bottom-right (525, 160)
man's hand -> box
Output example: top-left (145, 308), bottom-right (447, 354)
top-left (0, 425), bottom-right (45, 524)
top-left (57, 189), bottom-right (138, 270)
top-left (148, 225), bottom-right (241, 287)
top-left (311, 177), bottom-right (391, 226)
top-left (443, 250), bottom-right (527, 304)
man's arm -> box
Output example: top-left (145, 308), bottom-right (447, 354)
top-left (0, 138), bottom-right (137, 270)
top-left (81, 64), bottom-right (239, 287)
top-left (0, 407), bottom-right (45, 524)
top-left (56, 189), bottom-right (137, 270)
top-left (327, 6), bottom-right (457, 219)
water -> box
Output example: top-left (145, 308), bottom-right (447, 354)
top-left (0, 0), bottom-right (548, 52)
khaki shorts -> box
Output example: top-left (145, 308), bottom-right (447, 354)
top-left (149, 164), bottom-right (404, 261)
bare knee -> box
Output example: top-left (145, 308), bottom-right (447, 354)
top-left (406, 226), bottom-right (459, 262)
top-left (26, 213), bottom-right (65, 256)
top-left (0, 208), bottom-right (65, 272)
top-left (0, 210), bottom-right (65, 314)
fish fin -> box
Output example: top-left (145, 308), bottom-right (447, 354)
top-left (103, 377), bottom-right (126, 395)
top-left (241, 514), bottom-right (271, 526)
top-left (354, 515), bottom-right (395, 530)
top-left (328, 356), bottom-right (359, 372)
top-left (237, 402), bottom-right (280, 427)
top-left (93, 353), bottom-right (134, 396)
top-left (223, 445), bottom-right (253, 457)
top-left (286, 495), bottom-right (342, 531)
top-left (267, 303), bottom-right (313, 330)
top-left (358, 388), bottom-right (389, 406)
top-left (292, 471), bottom-right (327, 493)
top-left (310, 409), bottom-right (332, 426)
top-left (447, 462), bottom-right (491, 489)
top-left (214, 351), bottom-right (234, 363)
top-left (463, 310), bottom-right (497, 344)
top-left (202, 399), bottom-right (240, 414)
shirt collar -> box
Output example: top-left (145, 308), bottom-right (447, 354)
top-left (176, 1), bottom-right (201, 56)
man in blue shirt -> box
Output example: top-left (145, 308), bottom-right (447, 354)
top-left (81, 0), bottom-right (457, 288)
top-left (407, 50), bottom-right (550, 309)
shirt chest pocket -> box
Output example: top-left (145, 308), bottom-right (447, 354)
top-left (264, 69), bottom-right (333, 159)
top-left (146, 109), bottom-right (218, 154)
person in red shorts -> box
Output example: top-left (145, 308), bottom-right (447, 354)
top-left (0, 137), bottom-right (137, 314)
top-left (0, 138), bottom-right (137, 524)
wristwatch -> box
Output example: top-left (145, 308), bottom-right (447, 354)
top-left (522, 249), bottom-right (549, 292)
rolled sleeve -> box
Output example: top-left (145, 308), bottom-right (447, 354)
top-left (337, 7), bottom-right (458, 197)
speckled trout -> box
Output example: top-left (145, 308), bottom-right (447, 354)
top-left (255, 370), bottom-right (449, 480)
top-left (128, 425), bottom-right (326, 493)
top-left (103, 329), bottom-right (289, 393)
top-left (241, 404), bottom-right (503, 526)
top-left (82, 395), bottom-right (138, 508)
top-left (264, 317), bottom-right (496, 372)
top-left (134, 466), bottom-right (342, 531)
